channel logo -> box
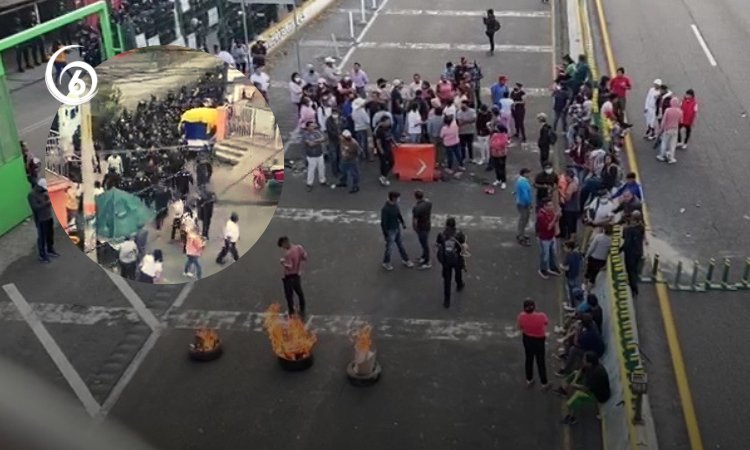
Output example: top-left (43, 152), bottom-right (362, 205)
top-left (45, 45), bottom-right (99, 106)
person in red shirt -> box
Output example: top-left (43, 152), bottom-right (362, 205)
top-left (609, 67), bottom-right (632, 109)
top-left (536, 198), bottom-right (561, 279)
top-left (678, 89), bottom-right (698, 149)
top-left (278, 236), bottom-right (309, 317)
top-left (517, 299), bottom-right (550, 389)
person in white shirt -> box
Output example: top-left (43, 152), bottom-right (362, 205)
top-left (322, 57), bottom-right (340, 87)
top-left (405, 73), bottom-right (422, 100)
top-left (289, 72), bottom-right (305, 111)
top-left (169, 197), bottom-right (184, 241)
top-left (117, 235), bottom-right (139, 280)
top-left (214, 44), bottom-right (236, 68)
top-left (216, 212), bottom-right (240, 264)
top-left (250, 66), bottom-right (270, 93)
top-left (138, 249), bottom-right (163, 284)
top-left (406, 103), bottom-right (423, 143)
top-left (93, 180), bottom-right (104, 197)
top-left (499, 91), bottom-right (514, 132)
top-left (231, 40), bottom-right (249, 73)
top-left (106, 153), bottom-right (123, 175)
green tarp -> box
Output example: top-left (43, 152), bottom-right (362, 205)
top-left (95, 188), bottom-right (154, 240)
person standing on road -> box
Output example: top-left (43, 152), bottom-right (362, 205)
top-left (325, 108), bottom-right (344, 179)
top-left (643, 79), bottom-right (661, 140)
top-left (278, 236), bottom-right (308, 317)
top-left (138, 249), bottom-right (163, 284)
top-left (216, 212), bottom-right (240, 265)
top-left (515, 168), bottom-right (533, 246)
top-left (184, 229), bottom-right (205, 280)
top-left (534, 162), bottom-right (559, 209)
top-left (536, 113), bottom-right (556, 167)
top-left (380, 191), bottom-right (414, 271)
top-left (517, 299), bottom-right (550, 389)
top-left (28, 178), bottom-right (59, 263)
top-left (536, 198), bottom-right (561, 279)
top-left (440, 114), bottom-right (462, 171)
top-left (552, 83), bottom-right (570, 133)
top-left (584, 224), bottom-right (613, 286)
top-left (197, 189), bottom-right (216, 240)
top-left (489, 124), bottom-right (510, 188)
top-left (457, 100), bottom-right (477, 163)
top-left (338, 130), bottom-right (361, 193)
top-left (678, 89), bottom-right (698, 150)
top-left (621, 210), bottom-right (646, 298)
top-left (559, 169), bottom-right (581, 241)
top-left (609, 67), bottom-right (632, 110)
top-left (302, 120), bottom-right (327, 191)
top-left (436, 217), bottom-right (466, 309)
top-left (374, 116), bottom-right (397, 186)
top-left (412, 190), bottom-right (433, 269)
top-left (352, 98), bottom-right (371, 161)
top-left (657, 97), bottom-right (683, 164)
top-left (350, 62), bottom-right (369, 98)
top-left (483, 9), bottom-right (501, 56)
top-left (475, 103), bottom-right (492, 165)
top-left (511, 83), bottom-right (527, 142)
top-left (118, 235), bottom-right (139, 280)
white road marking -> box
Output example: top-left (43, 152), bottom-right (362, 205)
top-left (105, 272), bottom-right (161, 331)
top-left (171, 282), bottom-right (195, 310)
top-left (268, 80), bottom-right (550, 98)
top-left (273, 207), bottom-right (517, 231)
top-left (19, 115), bottom-right (56, 135)
top-left (334, 8), bottom-right (551, 18)
top-left (690, 24), bottom-right (717, 67)
top-left (0, 300), bottom-right (518, 343)
top-left (338, 0), bottom-right (392, 70)
top-left (2, 284), bottom-right (101, 418)
top-left (304, 40), bottom-right (552, 53)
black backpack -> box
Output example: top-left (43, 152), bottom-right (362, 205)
top-left (439, 235), bottom-right (461, 266)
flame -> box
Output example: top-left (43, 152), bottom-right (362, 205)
top-left (193, 328), bottom-right (220, 352)
top-left (353, 324), bottom-right (373, 354)
top-left (263, 304), bottom-right (317, 360)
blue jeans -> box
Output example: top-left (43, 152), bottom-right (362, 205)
top-left (446, 144), bottom-right (461, 169)
top-left (355, 130), bottom-right (369, 159)
top-left (185, 255), bottom-right (202, 279)
top-left (538, 239), bottom-right (558, 273)
top-left (416, 230), bottom-right (430, 262)
top-left (340, 160), bottom-right (359, 189)
top-left (392, 113), bottom-right (404, 141)
top-left (565, 277), bottom-right (578, 305)
top-left (383, 229), bottom-right (409, 264)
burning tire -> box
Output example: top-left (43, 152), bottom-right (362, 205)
top-left (277, 354), bottom-right (314, 371)
top-left (188, 328), bottom-right (223, 362)
top-left (189, 345), bottom-right (223, 361)
top-left (346, 361), bottom-right (382, 386)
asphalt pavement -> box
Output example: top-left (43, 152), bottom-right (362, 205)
top-left (0, 1), bottom-right (607, 449)
top-left (597, 0), bottom-right (750, 448)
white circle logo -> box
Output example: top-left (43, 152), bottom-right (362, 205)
top-left (45, 45), bottom-right (99, 106)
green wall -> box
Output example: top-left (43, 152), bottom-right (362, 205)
top-left (0, 157), bottom-right (31, 236)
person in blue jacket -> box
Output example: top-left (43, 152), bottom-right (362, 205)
top-left (611, 172), bottom-right (643, 200)
top-left (514, 168), bottom-right (533, 246)
top-left (490, 75), bottom-right (509, 108)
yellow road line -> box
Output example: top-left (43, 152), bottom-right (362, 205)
top-left (591, 0), bottom-right (705, 449)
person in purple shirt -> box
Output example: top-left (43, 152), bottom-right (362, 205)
top-left (611, 172), bottom-right (643, 200)
top-left (350, 62), bottom-right (369, 98)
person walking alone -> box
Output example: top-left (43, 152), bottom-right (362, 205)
top-left (412, 190), bottom-right (433, 269)
top-left (483, 9), bottom-right (501, 56)
top-left (677, 89), bottom-right (698, 150)
top-left (380, 191), bottom-right (414, 271)
top-left (515, 168), bottom-right (533, 246)
top-left (436, 217), bottom-right (466, 308)
top-left (517, 299), bottom-right (550, 389)
top-left (27, 178), bottom-right (59, 263)
top-left (278, 236), bottom-right (308, 317)
top-left (216, 212), bottom-right (240, 265)
top-left (338, 129), bottom-right (361, 193)
top-left (184, 229), bottom-right (205, 279)
top-left (657, 97), bottom-right (682, 164)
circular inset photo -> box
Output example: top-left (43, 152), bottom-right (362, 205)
top-left (43, 45), bottom-right (284, 284)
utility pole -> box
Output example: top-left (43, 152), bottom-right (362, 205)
top-left (240, 0), bottom-right (250, 46)
top-left (79, 100), bottom-right (98, 263)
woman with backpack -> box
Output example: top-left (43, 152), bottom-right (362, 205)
top-left (489, 125), bottom-right (510, 189)
top-left (483, 9), bottom-right (501, 56)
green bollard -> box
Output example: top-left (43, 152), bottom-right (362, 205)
top-left (649, 254), bottom-right (660, 282)
top-left (705, 258), bottom-right (716, 290)
top-left (671, 261), bottom-right (683, 290)
top-left (721, 258), bottom-right (737, 290)
top-left (741, 258), bottom-right (750, 290)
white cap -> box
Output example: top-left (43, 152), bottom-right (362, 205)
top-left (324, 57), bottom-right (335, 63)
top-left (317, 77), bottom-right (327, 84)
top-left (306, 63), bottom-right (314, 69)
top-left (342, 129), bottom-right (352, 137)
top-left (393, 79), bottom-right (403, 86)
top-left (653, 78), bottom-right (662, 86)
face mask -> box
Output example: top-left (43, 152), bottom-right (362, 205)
top-left (294, 77), bottom-right (301, 83)
top-left (544, 169), bottom-right (553, 174)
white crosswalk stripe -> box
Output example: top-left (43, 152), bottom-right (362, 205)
top-left (299, 40), bottom-right (553, 53)
top-left (334, 9), bottom-right (551, 18)
top-left (268, 80), bottom-right (550, 98)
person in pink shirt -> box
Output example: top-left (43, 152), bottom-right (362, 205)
top-left (440, 115), bottom-right (462, 170)
top-left (437, 76), bottom-right (454, 104)
top-left (278, 236), bottom-right (308, 316)
top-left (297, 97), bottom-right (316, 130)
top-left (517, 299), bottom-right (550, 389)
top-left (658, 97), bottom-right (683, 164)
top-left (184, 229), bottom-right (205, 280)
top-left (678, 89), bottom-right (698, 149)
top-left (609, 67), bottom-right (632, 108)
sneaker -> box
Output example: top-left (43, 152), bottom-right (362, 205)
top-left (183, 271), bottom-right (195, 278)
top-left (382, 263), bottom-right (394, 271)
top-left (656, 155), bottom-right (666, 162)
top-left (563, 304), bottom-right (575, 312)
top-left (500, 182), bottom-right (507, 190)
top-left (330, 184), bottom-right (337, 189)
top-left (378, 176), bottom-right (387, 185)
top-left (48, 251), bottom-right (60, 257)
top-left (457, 166), bottom-right (466, 171)
top-left (538, 270), bottom-right (549, 279)
top-left (541, 383), bottom-right (551, 391)
top-left (556, 337), bottom-right (566, 344)
top-left (319, 180), bottom-right (327, 186)
top-left (418, 263), bottom-right (432, 270)
top-left (402, 260), bottom-right (415, 268)
top-left (681, 144), bottom-right (688, 150)
top-left (548, 269), bottom-right (562, 276)
top-left (384, 179), bottom-right (391, 186)
top-left (668, 158), bottom-right (677, 164)
top-left (553, 325), bottom-right (565, 334)
top-left (492, 180), bottom-right (501, 186)
top-left (526, 379), bottom-right (535, 389)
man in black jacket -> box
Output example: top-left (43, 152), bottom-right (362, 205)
top-left (436, 217), bottom-right (466, 308)
top-left (27, 179), bottom-right (59, 263)
top-left (380, 191), bottom-right (414, 271)
top-left (536, 113), bottom-right (555, 168)
top-left (197, 189), bottom-right (217, 239)
top-left (412, 190), bottom-right (433, 269)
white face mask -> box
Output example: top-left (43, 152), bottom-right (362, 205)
top-left (294, 77), bottom-right (301, 83)
top-left (544, 169), bottom-right (553, 174)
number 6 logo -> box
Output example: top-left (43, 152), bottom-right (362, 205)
top-left (45, 45), bottom-right (99, 106)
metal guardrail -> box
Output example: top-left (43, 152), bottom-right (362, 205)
top-left (640, 255), bottom-right (750, 292)
top-left (228, 102), bottom-right (280, 145)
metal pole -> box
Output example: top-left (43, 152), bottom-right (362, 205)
top-left (293, 3), bottom-right (301, 74)
top-left (240, 0), bottom-right (249, 46)
top-left (360, 0), bottom-right (367, 24)
top-left (79, 101), bottom-right (98, 264)
top-left (690, 260), bottom-right (699, 291)
top-left (742, 257), bottom-right (750, 288)
top-left (371, 0), bottom-right (376, 9)
top-left (348, 11), bottom-right (355, 40)
top-left (705, 258), bottom-right (716, 289)
top-left (721, 257), bottom-right (732, 288)
top-left (650, 254), bottom-right (660, 279)
top-left (673, 261), bottom-right (683, 288)
top-left (331, 33), bottom-right (341, 59)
